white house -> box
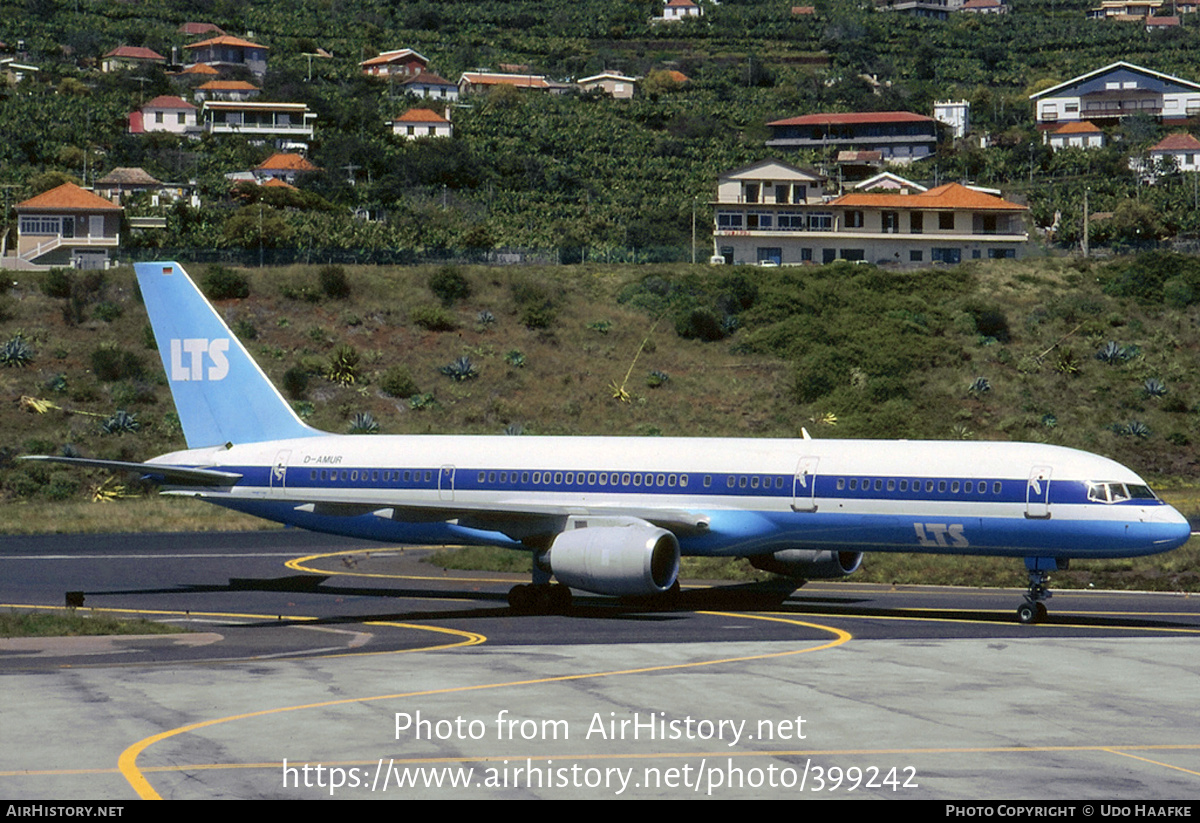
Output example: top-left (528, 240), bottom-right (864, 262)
top-left (1047, 120), bottom-right (1105, 149)
top-left (360, 48), bottom-right (429, 78)
top-left (933, 100), bottom-right (970, 139)
top-left (658, 0), bottom-right (702, 21)
top-left (712, 158), bottom-right (1027, 266)
top-left (392, 108), bottom-right (452, 139)
top-left (130, 95), bottom-right (199, 135)
top-left (1030, 62), bottom-right (1200, 128)
top-left (579, 72), bottom-right (637, 99)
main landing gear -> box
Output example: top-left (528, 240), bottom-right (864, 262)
top-left (1016, 558), bottom-right (1066, 624)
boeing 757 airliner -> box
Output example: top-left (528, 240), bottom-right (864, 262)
top-left (25, 262), bottom-right (1193, 623)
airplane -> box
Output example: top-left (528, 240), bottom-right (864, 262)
top-left (24, 261), bottom-right (1193, 624)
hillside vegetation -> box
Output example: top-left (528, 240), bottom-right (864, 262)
top-left (4, 255), bottom-right (1199, 590)
top-left (7, 0), bottom-right (1200, 255)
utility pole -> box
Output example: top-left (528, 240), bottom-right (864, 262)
top-left (1082, 188), bottom-right (1089, 258)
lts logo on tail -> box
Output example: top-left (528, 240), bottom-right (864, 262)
top-left (170, 338), bottom-right (230, 381)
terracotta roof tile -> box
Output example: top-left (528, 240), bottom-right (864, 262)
top-left (770, 110), bottom-right (934, 127)
top-left (255, 153), bottom-right (319, 171)
top-left (1151, 133), bottom-right (1200, 151)
top-left (185, 35), bottom-right (268, 51)
top-left (143, 95), bottom-right (197, 110)
top-left (395, 108), bottom-right (448, 123)
top-left (1052, 120), bottom-right (1102, 134)
top-left (16, 183), bottom-right (122, 211)
top-left (103, 46), bottom-right (165, 61)
top-left (831, 182), bottom-right (1025, 211)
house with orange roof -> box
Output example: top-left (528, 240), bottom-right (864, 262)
top-left (1131, 132), bottom-right (1200, 178)
top-left (254, 152), bottom-right (320, 183)
top-left (5, 183), bottom-right (123, 270)
top-left (193, 80), bottom-right (261, 102)
top-left (360, 48), bottom-right (428, 78)
top-left (766, 111), bottom-right (940, 164)
top-left (101, 45), bottom-right (166, 73)
top-left (392, 108), bottom-right (452, 139)
top-left (712, 158), bottom-right (1026, 266)
top-left (1047, 120), bottom-right (1105, 149)
top-left (458, 71), bottom-right (563, 95)
top-left (179, 22), bottom-right (226, 37)
top-left (130, 95), bottom-right (199, 135)
top-left (657, 0), bottom-right (702, 22)
top-left (184, 34), bottom-right (268, 78)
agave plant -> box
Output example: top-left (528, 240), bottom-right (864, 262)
top-left (1096, 341), bottom-right (1136, 365)
top-left (646, 370), bottom-right (670, 388)
top-left (101, 410), bottom-right (139, 435)
top-left (1, 335), bottom-right (33, 368)
top-left (440, 356), bottom-right (478, 381)
top-left (347, 412), bottom-right (379, 434)
top-left (409, 392), bottom-right (437, 410)
top-left (504, 349), bottom-right (526, 368)
top-left (504, 423), bottom-right (525, 436)
top-left (1125, 420), bottom-right (1152, 439)
top-left (476, 310), bottom-right (496, 326)
top-left (326, 344), bottom-right (360, 385)
top-left (1054, 348), bottom-right (1081, 376)
top-left (1143, 378), bottom-right (1168, 398)
top-left (967, 377), bottom-right (991, 397)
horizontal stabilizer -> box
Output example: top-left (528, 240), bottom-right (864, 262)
top-left (20, 455), bottom-right (242, 486)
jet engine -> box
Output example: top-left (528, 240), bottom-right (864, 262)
top-left (748, 549), bottom-right (863, 579)
top-left (544, 524), bottom-right (680, 597)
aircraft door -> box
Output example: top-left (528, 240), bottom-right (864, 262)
top-left (271, 450), bottom-right (291, 490)
top-left (439, 465), bottom-right (455, 501)
top-left (1026, 465), bottom-right (1052, 519)
top-left (792, 456), bottom-right (819, 512)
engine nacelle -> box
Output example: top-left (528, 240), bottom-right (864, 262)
top-left (748, 549), bottom-right (863, 580)
top-left (545, 524), bottom-right (680, 597)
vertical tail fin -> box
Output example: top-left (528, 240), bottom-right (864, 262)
top-left (135, 261), bottom-right (318, 448)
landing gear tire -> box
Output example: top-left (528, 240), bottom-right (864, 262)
top-left (1016, 602), bottom-right (1038, 624)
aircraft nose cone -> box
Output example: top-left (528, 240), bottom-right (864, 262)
top-left (1151, 504), bottom-right (1193, 549)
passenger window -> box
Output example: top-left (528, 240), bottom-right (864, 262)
top-left (837, 478), bottom-right (846, 490)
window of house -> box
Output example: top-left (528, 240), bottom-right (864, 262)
top-left (744, 183), bottom-right (759, 203)
top-left (938, 212), bottom-right (955, 231)
top-left (845, 210), bottom-right (864, 228)
top-left (792, 185), bottom-right (807, 203)
top-left (882, 211), bottom-right (899, 233)
top-left (840, 249), bottom-right (865, 261)
top-left (775, 185), bottom-right (789, 204)
top-left (155, 112), bottom-right (164, 123)
top-left (911, 212), bottom-right (924, 234)
top-left (407, 126), bottom-right (415, 135)
top-left (717, 212), bottom-right (743, 229)
top-left (910, 250), bottom-right (923, 262)
top-left (932, 247), bottom-right (961, 263)
top-left (177, 113), bottom-right (186, 125)
top-left (809, 213), bottom-right (832, 230)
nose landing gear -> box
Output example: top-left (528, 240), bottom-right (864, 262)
top-left (1017, 558), bottom-right (1065, 624)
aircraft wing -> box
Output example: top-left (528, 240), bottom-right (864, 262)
top-left (20, 456), bottom-right (243, 486)
top-left (172, 492), bottom-right (711, 541)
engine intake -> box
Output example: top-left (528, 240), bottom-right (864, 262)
top-left (546, 523), bottom-right (680, 597)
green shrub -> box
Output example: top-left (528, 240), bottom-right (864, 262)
top-left (521, 301), bottom-right (556, 330)
top-left (90, 346), bottom-right (144, 381)
top-left (675, 308), bottom-right (726, 341)
top-left (380, 364), bottom-right (419, 398)
top-left (319, 265), bottom-right (350, 299)
top-left (411, 304), bottom-right (457, 331)
top-left (202, 265), bottom-right (250, 300)
top-left (429, 266), bottom-right (470, 306)
top-left (42, 268), bottom-right (74, 299)
top-left (93, 301), bottom-right (123, 322)
top-left (282, 366), bottom-right (309, 399)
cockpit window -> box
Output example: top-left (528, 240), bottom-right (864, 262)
top-left (1088, 482), bottom-right (1158, 503)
